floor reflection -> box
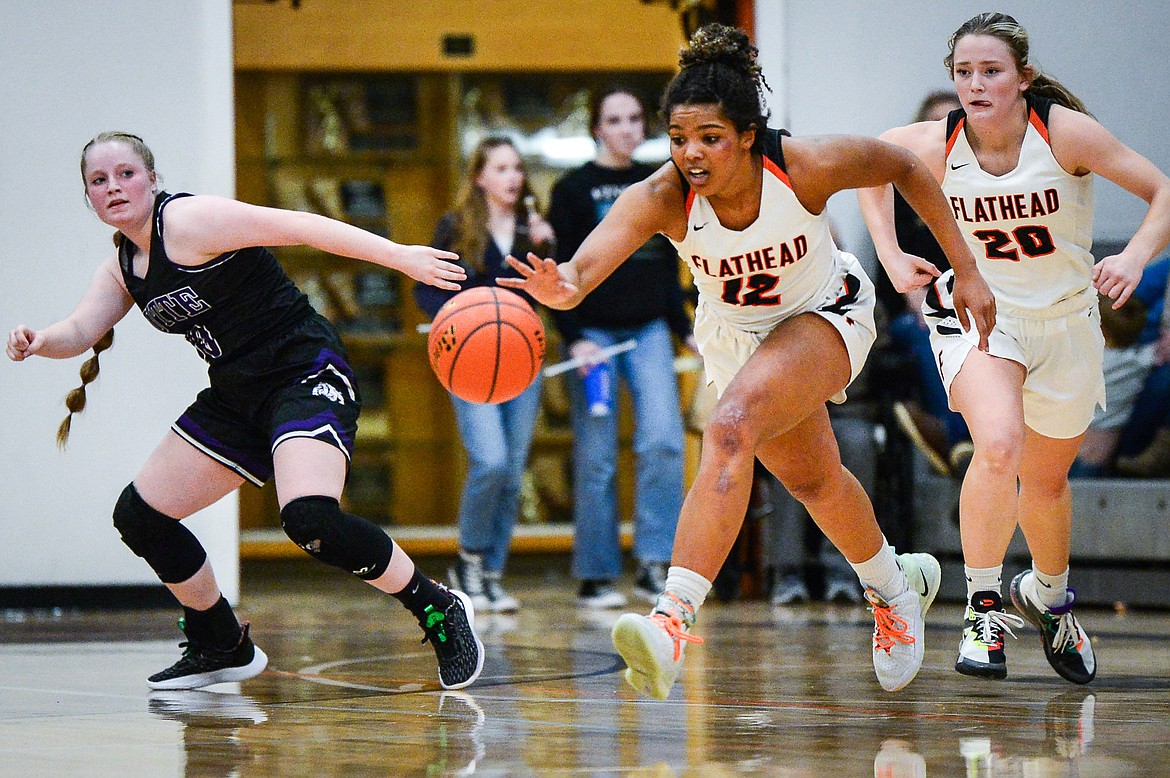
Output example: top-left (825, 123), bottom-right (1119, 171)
top-left (2, 562), bottom-right (1168, 776)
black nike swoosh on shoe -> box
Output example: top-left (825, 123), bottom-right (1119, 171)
top-left (950, 162), bottom-right (970, 170)
top-left (920, 570), bottom-right (930, 593)
top-left (1038, 579), bottom-right (1053, 588)
top-left (694, 223), bottom-right (707, 230)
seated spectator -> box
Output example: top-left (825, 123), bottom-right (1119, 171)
top-left (1112, 258), bottom-right (1170, 476)
top-left (1070, 295), bottom-right (1152, 476)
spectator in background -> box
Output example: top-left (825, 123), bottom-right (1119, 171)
top-left (879, 90), bottom-right (975, 478)
top-left (414, 136), bottom-right (555, 614)
top-left (1070, 262), bottom-right (1163, 476)
top-left (1102, 257), bottom-right (1170, 476)
top-left (547, 85), bottom-right (694, 609)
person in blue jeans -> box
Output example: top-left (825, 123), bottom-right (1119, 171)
top-left (547, 85), bottom-right (695, 608)
top-left (415, 136), bottom-right (555, 613)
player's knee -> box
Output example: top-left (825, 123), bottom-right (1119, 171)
top-left (703, 402), bottom-right (755, 459)
top-left (975, 432), bottom-right (1024, 475)
top-left (112, 483), bottom-right (207, 584)
top-left (784, 469), bottom-right (837, 507)
top-left (280, 495), bottom-right (393, 580)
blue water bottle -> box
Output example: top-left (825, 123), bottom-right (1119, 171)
top-left (583, 361), bottom-right (613, 417)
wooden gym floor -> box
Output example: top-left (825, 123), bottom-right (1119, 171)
top-left (2, 557), bottom-right (1169, 776)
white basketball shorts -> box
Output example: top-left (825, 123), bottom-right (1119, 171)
top-left (694, 251), bottom-right (877, 402)
top-left (923, 269), bottom-right (1105, 439)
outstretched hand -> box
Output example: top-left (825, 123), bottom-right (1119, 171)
top-left (394, 245), bottom-right (467, 290)
top-left (950, 271), bottom-right (997, 353)
top-left (499, 252), bottom-right (579, 308)
top-left (6, 325), bottom-right (44, 361)
top-left (1092, 251), bottom-right (1145, 309)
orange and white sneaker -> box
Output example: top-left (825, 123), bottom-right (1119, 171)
top-left (867, 552), bottom-right (941, 692)
top-left (611, 593), bottom-right (704, 700)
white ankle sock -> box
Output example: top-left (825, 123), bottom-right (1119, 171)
top-left (1031, 564), bottom-right (1070, 609)
top-left (851, 541), bottom-right (907, 601)
top-left (661, 566), bottom-right (712, 619)
top-left (964, 564), bottom-right (1003, 600)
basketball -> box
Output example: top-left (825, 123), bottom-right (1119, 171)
top-left (427, 287), bottom-right (545, 403)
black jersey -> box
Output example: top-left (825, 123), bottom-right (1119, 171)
top-left (118, 191), bottom-right (313, 364)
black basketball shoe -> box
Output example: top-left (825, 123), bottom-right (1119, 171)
top-left (421, 589), bottom-right (485, 690)
top-left (1010, 571), bottom-right (1096, 684)
top-left (148, 621), bottom-right (269, 690)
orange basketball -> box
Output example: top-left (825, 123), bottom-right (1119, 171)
top-left (427, 287), bottom-right (545, 403)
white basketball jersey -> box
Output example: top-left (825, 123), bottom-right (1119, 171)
top-left (942, 95), bottom-right (1094, 312)
top-left (668, 129), bottom-right (847, 333)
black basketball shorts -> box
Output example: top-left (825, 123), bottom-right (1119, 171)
top-left (172, 314), bottom-right (362, 485)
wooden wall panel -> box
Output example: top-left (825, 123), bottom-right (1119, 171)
top-left (234, 0), bottom-right (685, 72)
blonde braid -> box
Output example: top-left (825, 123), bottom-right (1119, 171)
top-left (56, 328), bottom-right (115, 448)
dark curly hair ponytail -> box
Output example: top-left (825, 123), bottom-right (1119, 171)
top-left (662, 23), bottom-right (772, 152)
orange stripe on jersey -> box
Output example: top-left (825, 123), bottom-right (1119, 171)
top-left (945, 117), bottom-right (965, 158)
top-left (684, 188), bottom-right (696, 217)
top-left (762, 155), bottom-right (792, 190)
top-left (1028, 108), bottom-right (1051, 145)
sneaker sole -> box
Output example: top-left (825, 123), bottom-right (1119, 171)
top-left (578, 594), bottom-right (629, 609)
top-left (1008, 573), bottom-right (1095, 686)
top-left (612, 615), bottom-right (676, 700)
top-left (442, 590), bottom-right (486, 691)
top-left (147, 646), bottom-right (269, 691)
top-left (954, 656), bottom-right (1008, 680)
top-left (483, 599), bottom-right (520, 614)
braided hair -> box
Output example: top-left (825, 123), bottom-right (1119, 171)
top-left (58, 132), bottom-right (156, 446)
top-left (56, 328), bottom-right (114, 448)
top-left (661, 23), bottom-right (772, 152)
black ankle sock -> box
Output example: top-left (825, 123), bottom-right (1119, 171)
top-left (391, 568), bottom-right (453, 621)
top-left (183, 596), bottom-right (242, 650)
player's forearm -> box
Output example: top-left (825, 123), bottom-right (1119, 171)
top-left (31, 320), bottom-right (98, 359)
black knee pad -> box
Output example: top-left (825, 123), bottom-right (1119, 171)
top-left (112, 483), bottom-right (208, 584)
top-left (280, 496), bottom-right (394, 580)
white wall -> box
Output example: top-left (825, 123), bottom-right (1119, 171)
top-left (755, 1), bottom-right (1170, 261)
top-left (0, 1), bottom-right (239, 600)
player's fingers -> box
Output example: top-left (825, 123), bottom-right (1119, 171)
top-left (1112, 284), bottom-right (1135, 310)
top-left (497, 277), bottom-right (524, 288)
top-left (505, 255), bottom-right (536, 277)
top-left (432, 249), bottom-right (459, 262)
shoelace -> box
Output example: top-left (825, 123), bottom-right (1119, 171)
top-left (649, 612), bottom-right (704, 661)
top-left (1037, 587), bottom-right (1082, 654)
top-left (866, 591), bottom-right (912, 654)
top-left (973, 608), bottom-right (1025, 646)
top-left (1046, 611), bottom-right (1081, 653)
top-left (650, 592), bottom-right (704, 661)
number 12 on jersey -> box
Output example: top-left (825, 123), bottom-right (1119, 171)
top-left (721, 272), bottom-right (782, 306)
